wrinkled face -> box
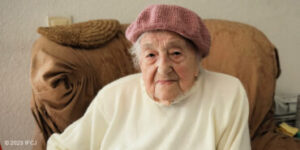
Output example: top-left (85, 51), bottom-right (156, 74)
top-left (138, 31), bottom-right (200, 105)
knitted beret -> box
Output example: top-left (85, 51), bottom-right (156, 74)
top-left (125, 4), bottom-right (211, 57)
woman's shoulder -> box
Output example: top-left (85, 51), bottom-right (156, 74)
top-left (201, 69), bottom-right (243, 89)
top-left (101, 73), bottom-right (142, 91)
top-left (199, 69), bottom-right (247, 104)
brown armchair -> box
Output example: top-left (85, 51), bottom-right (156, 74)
top-left (201, 19), bottom-right (300, 149)
top-left (30, 19), bottom-right (300, 150)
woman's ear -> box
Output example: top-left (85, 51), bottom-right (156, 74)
top-left (194, 61), bottom-right (202, 78)
top-left (194, 70), bottom-right (199, 78)
top-left (136, 57), bottom-right (142, 72)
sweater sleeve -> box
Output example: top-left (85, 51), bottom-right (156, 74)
top-left (217, 81), bottom-right (251, 150)
top-left (46, 92), bottom-right (108, 150)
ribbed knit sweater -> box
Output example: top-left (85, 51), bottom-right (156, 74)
top-left (47, 69), bottom-right (251, 150)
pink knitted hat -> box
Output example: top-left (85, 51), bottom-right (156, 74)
top-left (125, 4), bottom-right (211, 57)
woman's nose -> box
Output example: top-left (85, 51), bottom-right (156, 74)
top-left (157, 55), bottom-right (172, 74)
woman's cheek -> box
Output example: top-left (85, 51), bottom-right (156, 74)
top-left (175, 64), bottom-right (196, 90)
top-left (142, 63), bottom-right (157, 95)
top-left (174, 65), bottom-right (189, 79)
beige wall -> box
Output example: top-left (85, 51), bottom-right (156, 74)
top-left (0, 0), bottom-right (299, 149)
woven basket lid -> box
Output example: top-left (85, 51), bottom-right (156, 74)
top-left (38, 19), bottom-right (120, 48)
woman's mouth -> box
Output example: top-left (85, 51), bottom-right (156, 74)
top-left (155, 80), bottom-right (177, 85)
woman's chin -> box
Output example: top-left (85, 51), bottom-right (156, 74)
top-left (154, 94), bottom-right (179, 105)
top-left (159, 100), bottom-right (172, 106)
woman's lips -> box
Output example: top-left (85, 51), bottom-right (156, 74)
top-left (155, 80), bottom-right (177, 85)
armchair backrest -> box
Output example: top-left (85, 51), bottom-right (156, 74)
top-left (201, 19), bottom-right (281, 138)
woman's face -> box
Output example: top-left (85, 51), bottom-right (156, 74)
top-left (138, 31), bottom-right (200, 105)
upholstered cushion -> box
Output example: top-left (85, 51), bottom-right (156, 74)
top-left (202, 19), bottom-right (299, 150)
top-left (30, 23), bottom-right (136, 149)
top-left (37, 19), bottom-right (120, 48)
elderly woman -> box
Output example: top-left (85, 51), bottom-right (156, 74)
top-left (47, 4), bottom-right (251, 150)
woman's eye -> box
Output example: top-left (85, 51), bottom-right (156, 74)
top-left (146, 53), bottom-right (155, 58)
top-left (172, 51), bottom-right (182, 55)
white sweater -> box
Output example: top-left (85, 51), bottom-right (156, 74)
top-left (47, 69), bottom-right (251, 150)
